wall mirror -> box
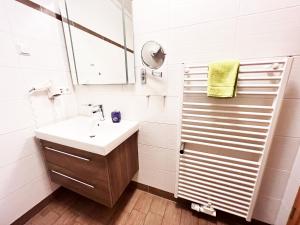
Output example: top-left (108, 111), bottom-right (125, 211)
top-left (141, 41), bottom-right (166, 70)
top-left (60, 0), bottom-right (135, 85)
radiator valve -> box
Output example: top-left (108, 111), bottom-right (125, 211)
top-left (191, 202), bottom-right (216, 217)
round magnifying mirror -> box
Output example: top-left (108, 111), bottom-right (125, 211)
top-left (141, 41), bottom-right (166, 69)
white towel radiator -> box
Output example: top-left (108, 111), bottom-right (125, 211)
top-left (175, 57), bottom-right (293, 221)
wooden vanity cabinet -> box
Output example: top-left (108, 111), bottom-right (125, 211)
top-left (39, 132), bottom-right (138, 207)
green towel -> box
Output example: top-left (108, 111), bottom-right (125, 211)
top-left (207, 60), bottom-right (240, 98)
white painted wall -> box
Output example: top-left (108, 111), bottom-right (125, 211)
top-left (0, 0), bottom-right (77, 224)
top-left (76, 0), bottom-right (300, 224)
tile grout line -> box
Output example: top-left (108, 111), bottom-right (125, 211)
top-left (15, 0), bottom-right (134, 53)
top-left (0, 151), bottom-right (41, 169)
top-left (135, 4), bottom-right (300, 36)
top-left (0, 126), bottom-right (33, 136)
top-left (138, 143), bottom-right (177, 151)
top-left (0, 172), bottom-right (51, 202)
top-left (237, 4), bottom-right (300, 17)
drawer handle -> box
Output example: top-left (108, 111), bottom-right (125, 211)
top-left (51, 170), bottom-right (95, 189)
top-left (45, 147), bottom-right (90, 161)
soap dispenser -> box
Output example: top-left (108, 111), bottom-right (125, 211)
top-left (111, 110), bottom-right (121, 123)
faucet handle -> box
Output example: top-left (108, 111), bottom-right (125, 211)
top-left (89, 104), bottom-right (105, 120)
top-left (96, 104), bottom-right (103, 109)
top-left (83, 104), bottom-right (102, 109)
top-left (91, 104), bottom-right (103, 112)
top-left (80, 104), bottom-right (102, 116)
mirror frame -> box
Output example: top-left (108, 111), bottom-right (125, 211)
top-left (141, 40), bottom-right (166, 70)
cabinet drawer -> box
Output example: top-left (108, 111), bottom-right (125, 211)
top-left (48, 163), bottom-right (112, 207)
top-left (41, 140), bottom-right (108, 182)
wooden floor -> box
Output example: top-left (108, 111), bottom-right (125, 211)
top-left (24, 187), bottom-right (266, 225)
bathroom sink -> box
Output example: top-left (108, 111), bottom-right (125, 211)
top-left (35, 116), bottom-right (139, 155)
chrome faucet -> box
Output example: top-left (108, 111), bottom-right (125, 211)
top-left (91, 104), bottom-right (105, 121)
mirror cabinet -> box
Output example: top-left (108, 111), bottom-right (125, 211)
top-left (60, 0), bottom-right (134, 85)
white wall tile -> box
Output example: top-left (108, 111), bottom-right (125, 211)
top-left (253, 195), bottom-right (281, 224)
top-left (0, 2), bottom-right (77, 224)
top-left (276, 99), bottom-right (300, 138)
top-left (58, 94), bottom-right (78, 119)
top-left (0, 0), bottom-right (11, 33)
top-left (281, 177), bottom-right (300, 211)
top-left (0, 67), bottom-right (27, 100)
top-left (118, 95), bottom-right (148, 121)
top-left (138, 144), bottom-right (177, 172)
top-left (0, 99), bottom-right (34, 134)
top-left (75, 85), bottom-right (123, 98)
top-left (138, 122), bottom-right (178, 149)
top-left (15, 37), bottom-right (69, 71)
top-left (276, 203), bottom-right (293, 225)
top-left (290, 0), bottom-right (300, 7)
top-left (132, 0), bottom-right (170, 34)
top-left (0, 31), bottom-right (19, 67)
top-left (134, 168), bottom-right (176, 193)
top-left (235, 7), bottom-right (300, 59)
top-left (239, 0), bottom-right (300, 15)
top-left (259, 168), bottom-right (290, 199)
top-left (275, 146), bottom-right (300, 224)
top-left (282, 147), bottom-right (300, 197)
top-left (0, 128), bottom-right (38, 167)
top-left (143, 96), bottom-right (180, 124)
top-left (150, 170), bottom-right (176, 193)
top-left (285, 56), bottom-right (300, 99)
top-left (21, 69), bottom-right (71, 91)
top-left (169, 18), bottom-right (237, 64)
top-left (267, 136), bottom-right (300, 171)
top-left (132, 168), bottom-right (154, 186)
top-left (170, 0), bottom-right (238, 28)
top-left (30, 94), bottom-right (67, 127)
top-left (7, 1), bottom-right (63, 45)
top-left (0, 174), bottom-right (54, 225)
top-left (165, 64), bottom-right (184, 96)
top-left (0, 153), bottom-right (47, 200)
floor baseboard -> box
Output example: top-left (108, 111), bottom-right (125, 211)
top-left (130, 181), bottom-right (270, 225)
top-left (11, 187), bottom-right (64, 225)
top-left (11, 181), bottom-right (270, 225)
top-left (129, 181), bottom-right (176, 201)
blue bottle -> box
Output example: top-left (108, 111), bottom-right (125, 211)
top-left (111, 110), bottom-right (121, 123)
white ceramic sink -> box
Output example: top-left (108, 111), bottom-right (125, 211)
top-left (35, 116), bottom-right (139, 156)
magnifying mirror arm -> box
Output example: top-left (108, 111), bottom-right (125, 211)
top-left (140, 68), bottom-right (163, 84)
top-left (151, 70), bottom-right (162, 77)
